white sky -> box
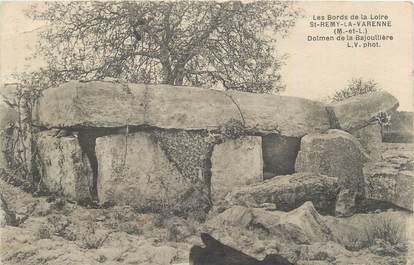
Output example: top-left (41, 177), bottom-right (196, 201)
top-left (0, 1), bottom-right (413, 110)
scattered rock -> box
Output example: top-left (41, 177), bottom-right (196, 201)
top-left (164, 216), bottom-right (196, 242)
top-left (327, 91), bottom-right (399, 131)
top-left (33, 200), bottom-right (53, 217)
top-left (364, 162), bottom-right (414, 211)
top-left (211, 136), bottom-right (263, 201)
top-left (207, 202), bottom-right (334, 244)
top-left (225, 173), bottom-right (339, 214)
top-left (335, 189), bottom-right (357, 217)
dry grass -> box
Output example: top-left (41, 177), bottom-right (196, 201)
top-left (340, 214), bottom-right (406, 251)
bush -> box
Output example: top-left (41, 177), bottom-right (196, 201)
top-left (79, 221), bottom-right (108, 249)
top-left (37, 224), bottom-right (52, 239)
top-left (330, 78), bottom-right (380, 102)
top-left (341, 215), bottom-right (406, 251)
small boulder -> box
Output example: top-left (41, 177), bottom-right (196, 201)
top-left (164, 216), bottom-right (196, 242)
top-left (207, 202), bottom-right (334, 244)
top-left (225, 173), bottom-right (339, 215)
top-left (364, 162), bottom-right (414, 211)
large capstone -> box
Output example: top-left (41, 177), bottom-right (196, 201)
top-left (262, 134), bottom-right (300, 178)
top-left (35, 81), bottom-right (330, 137)
top-left (95, 131), bottom-right (201, 212)
top-left (327, 91), bottom-right (398, 132)
top-left (226, 91), bottom-right (330, 136)
top-left (295, 129), bottom-right (369, 216)
top-left (211, 136), bottom-right (263, 202)
top-left (225, 173), bottom-right (339, 214)
top-left (37, 130), bottom-right (93, 203)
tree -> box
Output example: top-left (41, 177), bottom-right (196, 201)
top-left (28, 1), bottom-right (299, 93)
top-left (330, 78), bottom-right (381, 102)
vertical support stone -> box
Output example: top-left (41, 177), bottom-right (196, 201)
top-left (211, 136), bottom-right (263, 202)
top-left (351, 123), bottom-right (382, 161)
top-left (95, 131), bottom-right (193, 211)
top-left (37, 130), bottom-right (93, 202)
top-left (295, 129), bottom-right (369, 216)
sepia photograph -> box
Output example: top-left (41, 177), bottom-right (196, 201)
top-left (0, 1), bottom-right (413, 265)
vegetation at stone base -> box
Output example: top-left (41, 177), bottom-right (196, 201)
top-left (338, 214), bottom-right (406, 252)
top-left (0, 72), bottom-right (52, 194)
top-left (330, 78), bottom-right (381, 103)
top-left (26, 1), bottom-right (299, 93)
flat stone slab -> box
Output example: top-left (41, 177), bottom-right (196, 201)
top-left (211, 136), bottom-right (263, 202)
top-left (35, 81), bottom-right (330, 137)
top-left (327, 91), bottom-right (399, 132)
top-left (225, 173), bottom-right (339, 214)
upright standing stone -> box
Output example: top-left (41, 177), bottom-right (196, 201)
top-left (350, 123), bottom-right (382, 161)
top-left (211, 136), bottom-right (263, 202)
top-left (37, 130), bottom-right (93, 202)
top-left (295, 130), bottom-right (369, 216)
top-left (95, 132), bottom-right (193, 211)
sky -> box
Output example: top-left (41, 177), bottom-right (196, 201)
top-left (0, 1), bottom-right (413, 110)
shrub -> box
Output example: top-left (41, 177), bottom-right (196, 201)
top-left (330, 78), bottom-right (380, 102)
top-left (79, 221), bottom-right (108, 249)
top-left (340, 215), bottom-right (406, 251)
top-left (37, 224), bottom-right (52, 239)
top-left (218, 119), bottom-right (246, 140)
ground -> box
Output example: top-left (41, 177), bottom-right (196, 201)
top-left (0, 174), bottom-right (412, 265)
